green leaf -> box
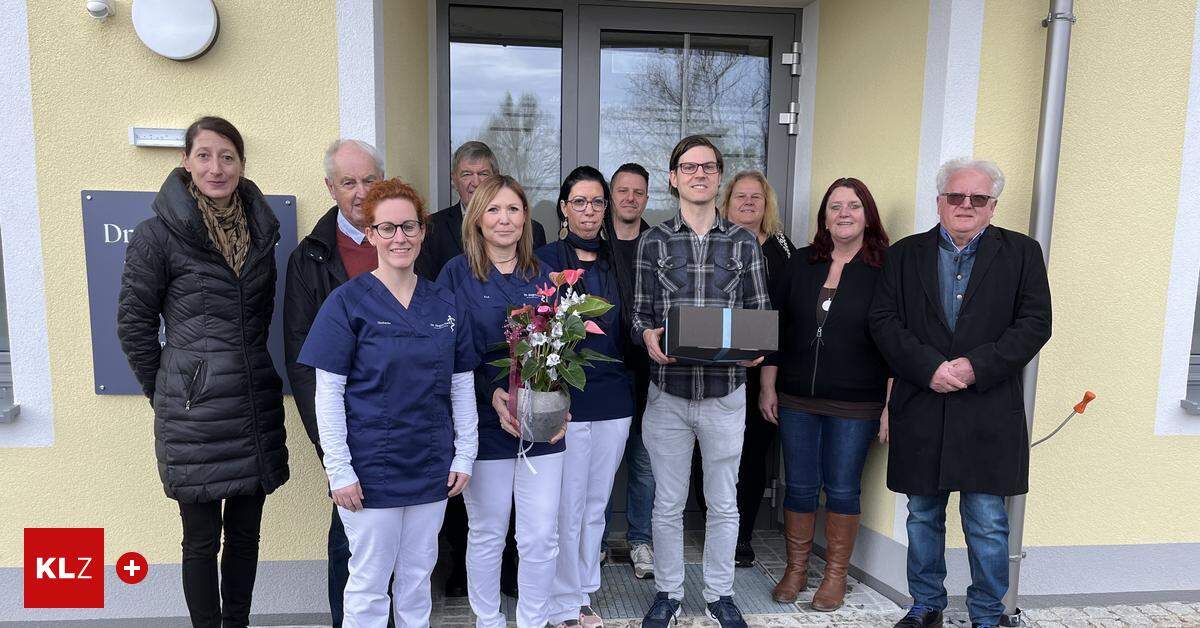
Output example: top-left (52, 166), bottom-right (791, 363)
top-left (579, 347), bottom-right (621, 364)
top-left (571, 296), bottom-right (613, 318)
top-left (563, 316), bottom-right (586, 342)
top-left (560, 361), bottom-right (586, 391)
top-left (520, 357), bottom-right (540, 383)
top-left (514, 340), bottom-right (531, 356)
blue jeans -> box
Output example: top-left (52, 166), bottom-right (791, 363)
top-left (777, 408), bottom-right (877, 514)
top-left (906, 492), bottom-right (1009, 626)
top-left (624, 426), bottom-right (656, 545)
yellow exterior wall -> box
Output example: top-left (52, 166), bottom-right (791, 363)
top-left (806, 0), bottom-right (931, 538)
top-left (383, 0), bottom-right (431, 198)
top-left (0, 1), bottom-right (342, 567)
top-left (991, 0), bottom-right (1200, 546)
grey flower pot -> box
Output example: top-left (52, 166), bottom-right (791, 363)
top-left (516, 387), bottom-right (570, 443)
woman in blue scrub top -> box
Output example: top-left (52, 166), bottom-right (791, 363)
top-left (298, 178), bottom-right (480, 628)
top-left (538, 167), bottom-right (635, 628)
top-left (436, 175), bottom-right (566, 628)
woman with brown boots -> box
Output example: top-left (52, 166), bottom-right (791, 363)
top-left (758, 177), bottom-right (892, 611)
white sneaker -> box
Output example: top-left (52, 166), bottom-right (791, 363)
top-left (630, 542), bottom-right (654, 579)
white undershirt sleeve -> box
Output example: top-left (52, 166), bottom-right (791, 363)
top-left (450, 370), bottom-right (480, 475)
top-left (315, 368), bottom-right (359, 491)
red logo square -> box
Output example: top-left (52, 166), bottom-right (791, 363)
top-left (24, 528), bottom-right (104, 608)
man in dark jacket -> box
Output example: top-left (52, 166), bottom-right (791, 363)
top-left (869, 158), bottom-right (1052, 628)
top-left (282, 138), bottom-right (385, 628)
top-left (415, 140), bottom-right (547, 282)
top-left (415, 140), bottom-right (546, 599)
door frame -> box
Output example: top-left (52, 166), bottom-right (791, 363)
top-left (432, 0), bottom-right (802, 221)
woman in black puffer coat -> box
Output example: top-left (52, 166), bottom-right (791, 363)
top-left (117, 116), bottom-right (288, 628)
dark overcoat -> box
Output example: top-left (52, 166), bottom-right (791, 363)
top-left (118, 167), bottom-right (290, 503)
top-left (869, 225), bottom-right (1051, 496)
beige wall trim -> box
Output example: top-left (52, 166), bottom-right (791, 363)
top-left (1155, 0), bottom-right (1200, 436)
top-left (0, 0), bottom-right (53, 447)
top-left (337, 0), bottom-right (387, 159)
top-left (788, 0), bottom-right (819, 244)
top-left (913, 0), bottom-right (985, 231)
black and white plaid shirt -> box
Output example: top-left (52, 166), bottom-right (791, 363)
top-left (631, 210), bottom-right (771, 400)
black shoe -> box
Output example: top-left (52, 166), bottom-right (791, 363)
top-left (734, 541), bottom-right (755, 567)
top-left (893, 606), bottom-right (944, 628)
top-left (443, 568), bottom-right (467, 597)
top-left (641, 592), bottom-right (681, 628)
top-left (706, 596), bottom-right (747, 628)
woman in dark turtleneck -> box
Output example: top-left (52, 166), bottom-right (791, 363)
top-left (536, 166), bottom-right (634, 628)
top-left (117, 116), bottom-right (288, 628)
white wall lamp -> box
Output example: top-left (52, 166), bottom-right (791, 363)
top-left (132, 0), bottom-right (221, 61)
top-left (86, 0), bottom-right (113, 21)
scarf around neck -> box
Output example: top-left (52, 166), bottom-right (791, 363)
top-left (189, 179), bottom-right (250, 276)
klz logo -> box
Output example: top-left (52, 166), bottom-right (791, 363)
top-left (24, 528), bottom-right (104, 608)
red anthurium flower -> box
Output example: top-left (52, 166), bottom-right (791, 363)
top-left (584, 320), bottom-right (604, 335)
top-left (561, 268), bottom-right (586, 286)
top-left (536, 284), bottom-right (556, 298)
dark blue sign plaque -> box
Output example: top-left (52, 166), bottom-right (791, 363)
top-left (82, 190), bottom-right (298, 395)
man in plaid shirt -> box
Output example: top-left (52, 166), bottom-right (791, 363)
top-left (631, 135), bottom-right (770, 628)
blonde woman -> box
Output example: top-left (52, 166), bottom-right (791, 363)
top-left (715, 170), bottom-right (796, 566)
top-left (436, 175), bottom-right (565, 628)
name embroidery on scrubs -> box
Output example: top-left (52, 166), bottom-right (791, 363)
top-left (431, 315), bottom-right (456, 332)
top-left (377, 321), bottom-right (392, 325)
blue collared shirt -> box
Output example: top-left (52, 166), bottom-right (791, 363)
top-left (336, 210), bottom-right (366, 244)
top-left (937, 225), bottom-right (987, 331)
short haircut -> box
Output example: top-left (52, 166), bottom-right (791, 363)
top-left (185, 116), bottom-right (245, 162)
top-left (361, 178), bottom-right (428, 229)
top-left (667, 135), bottom-right (724, 198)
top-left (323, 139), bottom-right (385, 180)
top-left (720, 170), bottom-right (782, 236)
top-left (610, 162), bottom-right (650, 188)
top-left (452, 141), bottom-right (500, 176)
top-left (936, 157), bottom-right (1005, 198)
top-left (461, 175), bottom-right (539, 282)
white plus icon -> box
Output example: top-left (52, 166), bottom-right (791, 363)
top-left (123, 560), bottom-right (141, 578)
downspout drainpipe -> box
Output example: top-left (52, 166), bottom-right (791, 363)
top-left (1002, 1), bottom-right (1075, 625)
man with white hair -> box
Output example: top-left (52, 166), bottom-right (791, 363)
top-left (869, 158), bottom-right (1052, 628)
top-left (283, 138), bottom-right (390, 628)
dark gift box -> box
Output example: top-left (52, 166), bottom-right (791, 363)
top-left (664, 305), bottom-right (778, 364)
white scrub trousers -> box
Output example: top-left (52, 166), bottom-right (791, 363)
top-left (464, 452), bottom-right (565, 628)
top-left (338, 499), bottom-right (448, 628)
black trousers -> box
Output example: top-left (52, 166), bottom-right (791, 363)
top-left (177, 491), bottom-right (266, 628)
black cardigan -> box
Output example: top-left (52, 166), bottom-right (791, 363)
top-left (768, 246), bottom-right (889, 402)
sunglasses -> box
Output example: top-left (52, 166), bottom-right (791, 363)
top-left (940, 193), bottom-right (994, 208)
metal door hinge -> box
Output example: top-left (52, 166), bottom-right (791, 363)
top-left (781, 41), bottom-right (800, 76)
top-left (778, 102), bottom-right (800, 136)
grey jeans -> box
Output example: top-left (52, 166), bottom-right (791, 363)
top-left (643, 382), bottom-right (746, 603)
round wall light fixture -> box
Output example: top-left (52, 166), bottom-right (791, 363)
top-left (132, 0), bottom-right (220, 61)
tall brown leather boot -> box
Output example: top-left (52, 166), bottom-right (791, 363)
top-left (811, 512), bottom-right (860, 611)
top-left (771, 511), bottom-right (816, 603)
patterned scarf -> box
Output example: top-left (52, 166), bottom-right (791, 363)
top-left (189, 179), bottom-right (249, 276)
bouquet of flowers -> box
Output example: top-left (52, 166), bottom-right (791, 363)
top-left (490, 269), bottom-right (620, 442)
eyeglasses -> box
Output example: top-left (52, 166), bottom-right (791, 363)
top-left (940, 193), bottom-right (994, 208)
top-left (565, 196), bottom-right (608, 212)
top-left (371, 220), bottom-right (423, 238)
top-left (337, 176), bottom-right (379, 192)
top-left (677, 161), bottom-right (719, 175)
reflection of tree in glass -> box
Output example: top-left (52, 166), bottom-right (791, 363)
top-left (603, 46), bottom-right (770, 216)
top-left (476, 92), bottom-right (561, 212)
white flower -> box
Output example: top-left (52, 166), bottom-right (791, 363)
top-left (551, 339), bottom-right (564, 350)
top-left (547, 367), bottom-right (558, 381)
top-left (546, 353), bottom-right (561, 367)
top-left (551, 322), bottom-right (563, 338)
top-left (529, 332), bottom-right (548, 346)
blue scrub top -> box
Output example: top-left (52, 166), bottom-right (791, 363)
top-left (536, 241), bottom-right (634, 422)
top-left (437, 254), bottom-right (566, 460)
top-left (298, 272), bottom-right (478, 508)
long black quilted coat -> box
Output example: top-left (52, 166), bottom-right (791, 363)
top-left (118, 167), bottom-right (289, 503)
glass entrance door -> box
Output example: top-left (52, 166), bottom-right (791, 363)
top-left (577, 5), bottom-right (797, 223)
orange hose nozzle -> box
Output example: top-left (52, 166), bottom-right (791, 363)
top-left (1073, 391), bottom-right (1096, 414)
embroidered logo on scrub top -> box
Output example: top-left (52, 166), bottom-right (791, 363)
top-left (377, 321), bottom-right (392, 325)
top-left (430, 315), bottom-right (456, 332)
